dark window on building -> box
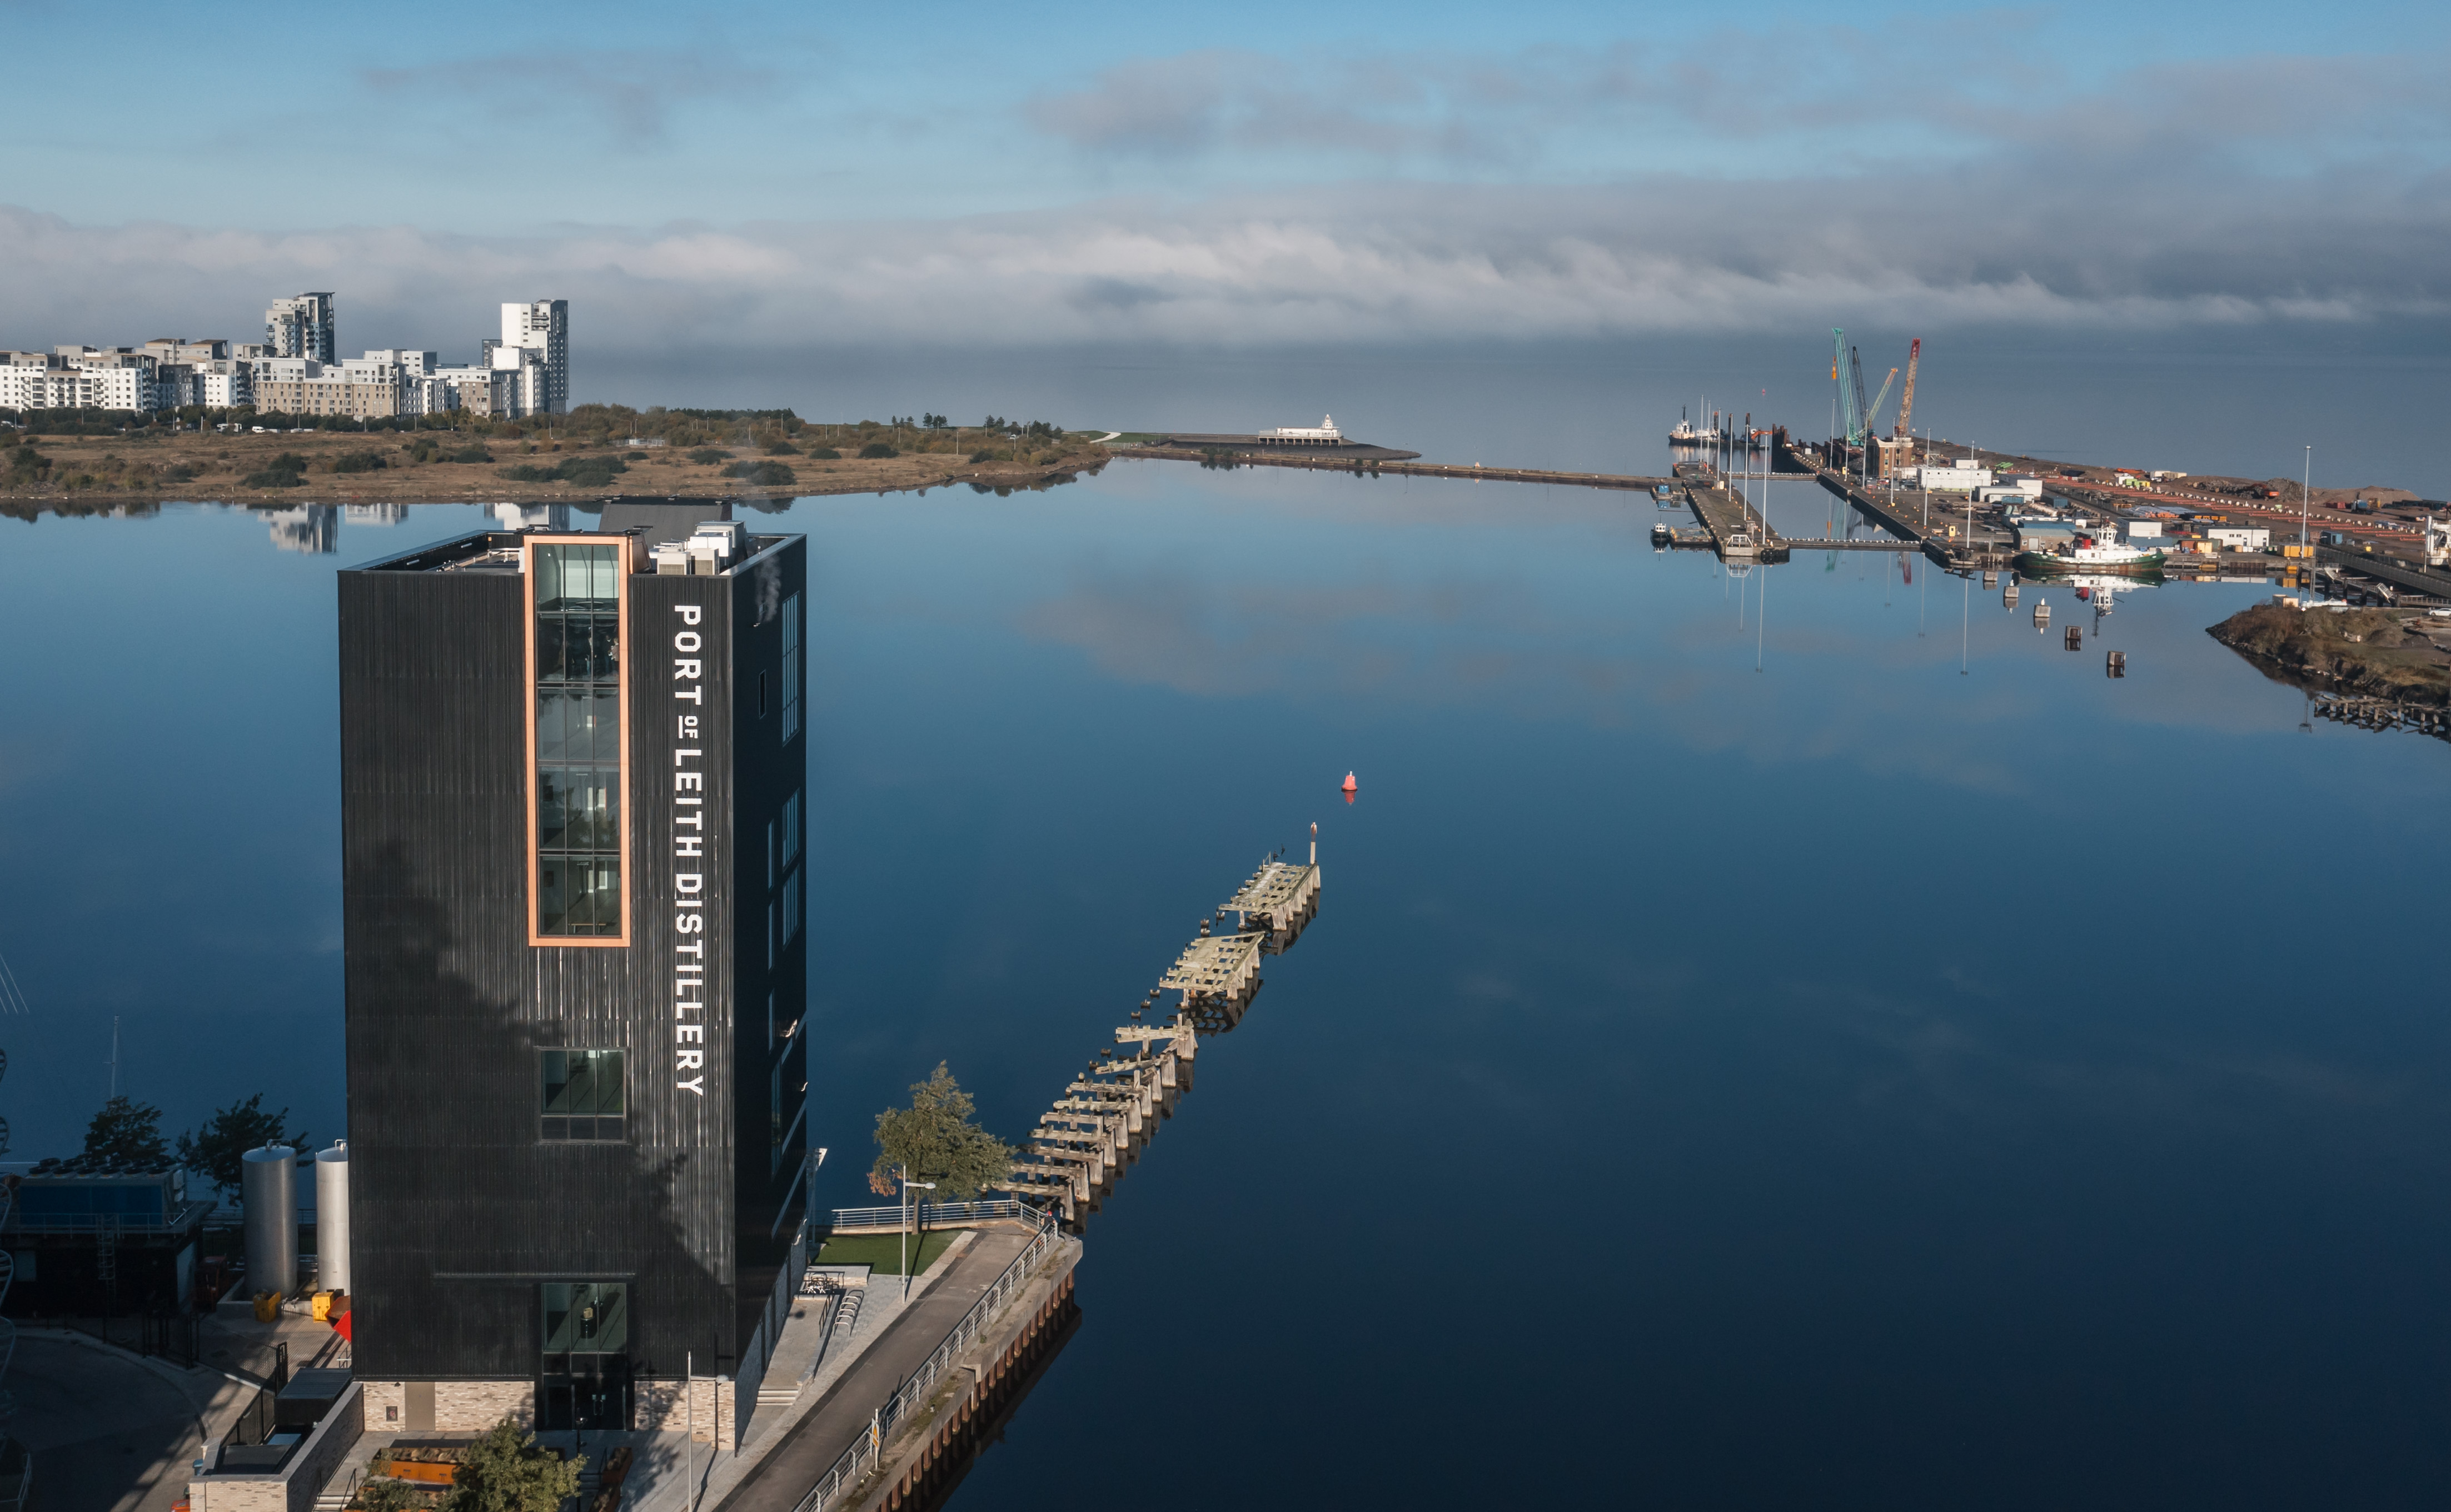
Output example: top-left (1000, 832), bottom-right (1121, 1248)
top-left (540, 1049), bottom-right (626, 1141)
top-left (542, 1280), bottom-right (630, 1358)
top-left (534, 543), bottom-right (623, 937)
top-left (781, 592), bottom-right (803, 743)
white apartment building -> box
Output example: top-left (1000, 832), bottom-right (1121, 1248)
top-left (0, 349), bottom-right (160, 412)
top-left (433, 364), bottom-right (512, 417)
top-left (187, 362), bottom-right (254, 408)
top-left (499, 299), bottom-right (567, 413)
top-left (253, 357), bottom-right (409, 420)
top-left (489, 343), bottom-right (551, 416)
top-left (266, 293), bottom-right (337, 362)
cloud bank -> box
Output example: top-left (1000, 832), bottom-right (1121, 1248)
top-left (6, 38), bottom-right (2450, 354)
top-left (5, 169), bottom-right (2443, 358)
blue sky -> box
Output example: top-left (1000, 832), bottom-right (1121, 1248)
top-left (4, 0), bottom-right (2449, 353)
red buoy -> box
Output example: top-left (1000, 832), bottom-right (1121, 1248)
top-left (1341, 771), bottom-right (1357, 804)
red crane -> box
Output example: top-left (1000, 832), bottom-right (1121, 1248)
top-left (1894, 338), bottom-right (1921, 440)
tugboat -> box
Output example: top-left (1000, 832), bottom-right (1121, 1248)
top-left (2014, 525), bottom-right (2165, 579)
top-left (1670, 398), bottom-right (1725, 447)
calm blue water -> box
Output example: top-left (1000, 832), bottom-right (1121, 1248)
top-left (2, 421), bottom-right (2447, 1506)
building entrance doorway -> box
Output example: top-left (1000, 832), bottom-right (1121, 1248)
top-left (540, 1281), bottom-right (632, 1431)
top-left (540, 1355), bottom-right (632, 1431)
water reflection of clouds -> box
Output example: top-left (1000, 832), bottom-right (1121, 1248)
top-left (1014, 560), bottom-right (2046, 795)
top-left (1768, 977), bottom-right (2415, 1142)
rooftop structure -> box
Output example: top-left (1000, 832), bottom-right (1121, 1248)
top-left (1266, 413), bottom-right (1343, 442)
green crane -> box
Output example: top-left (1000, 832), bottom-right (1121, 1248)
top-left (1836, 335), bottom-right (1900, 450)
top-left (1864, 364), bottom-right (1900, 435)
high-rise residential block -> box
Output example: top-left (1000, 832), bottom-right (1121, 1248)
top-left (500, 300), bottom-right (569, 415)
top-left (266, 293), bottom-right (337, 362)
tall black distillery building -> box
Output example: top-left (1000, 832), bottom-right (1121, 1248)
top-left (338, 506), bottom-right (811, 1443)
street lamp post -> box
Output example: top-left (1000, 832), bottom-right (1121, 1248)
top-left (900, 1177), bottom-right (935, 1300)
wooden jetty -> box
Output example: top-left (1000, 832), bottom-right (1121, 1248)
top-left (999, 834), bottom-right (1324, 1229)
top-left (2312, 693), bottom-right (2451, 741)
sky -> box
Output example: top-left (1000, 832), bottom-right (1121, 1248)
top-left (4, 0), bottom-right (2450, 364)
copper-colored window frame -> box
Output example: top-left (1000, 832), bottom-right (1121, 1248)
top-left (524, 534), bottom-right (636, 949)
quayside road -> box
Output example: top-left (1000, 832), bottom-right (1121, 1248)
top-left (709, 1227), bottom-right (1034, 1512)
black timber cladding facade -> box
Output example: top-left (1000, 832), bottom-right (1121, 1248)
top-left (338, 526), bottom-right (808, 1396)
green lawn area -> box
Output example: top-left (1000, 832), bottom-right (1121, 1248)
top-left (814, 1230), bottom-right (959, 1275)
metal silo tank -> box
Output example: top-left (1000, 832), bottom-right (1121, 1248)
top-left (314, 1141), bottom-right (351, 1294)
top-left (242, 1144), bottom-right (298, 1299)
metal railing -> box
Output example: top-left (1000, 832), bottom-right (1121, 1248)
top-left (2, 1198), bottom-right (216, 1236)
top-left (790, 1205), bottom-right (1057, 1512)
top-left (213, 1339), bottom-right (295, 1471)
top-left (824, 1199), bottom-right (1032, 1230)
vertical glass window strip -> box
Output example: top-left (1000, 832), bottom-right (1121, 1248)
top-left (780, 592), bottom-right (803, 743)
top-left (778, 788), bottom-right (804, 947)
top-left (535, 543), bottom-right (622, 937)
top-left (540, 1049), bottom-right (626, 1141)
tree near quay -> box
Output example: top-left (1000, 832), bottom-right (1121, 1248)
top-left (176, 1093), bottom-right (310, 1199)
top-left (868, 1062), bottom-right (1015, 1201)
top-left (83, 1095), bottom-right (170, 1164)
top-left (441, 1419), bottom-right (584, 1512)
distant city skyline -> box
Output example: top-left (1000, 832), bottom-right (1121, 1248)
top-left (2, 293), bottom-right (568, 420)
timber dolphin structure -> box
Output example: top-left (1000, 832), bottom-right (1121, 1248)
top-left (997, 838), bottom-right (1323, 1229)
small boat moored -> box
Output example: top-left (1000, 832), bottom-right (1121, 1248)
top-left (2014, 524), bottom-right (2165, 578)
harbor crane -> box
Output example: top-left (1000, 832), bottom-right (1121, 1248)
top-left (1865, 363), bottom-right (1900, 434)
top-left (1894, 337), bottom-right (1921, 439)
top-left (1842, 341), bottom-right (1900, 447)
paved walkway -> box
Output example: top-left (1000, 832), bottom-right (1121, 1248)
top-left (705, 1227), bottom-right (1034, 1512)
top-left (9, 1331), bottom-right (243, 1512)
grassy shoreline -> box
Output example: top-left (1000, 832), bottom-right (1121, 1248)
top-left (1, 424), bottom-right (1111, 518)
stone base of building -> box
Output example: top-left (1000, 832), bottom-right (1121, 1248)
top-left (357, 1376), bottom-right (739, 1448)
top-left (636, 1376), bottom-right (738, 1450)
top-left (360, 1378), bottom-right (537, 1434)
